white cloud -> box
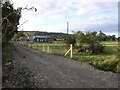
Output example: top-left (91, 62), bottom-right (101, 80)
top-left (11, 0), bottom-right (118, 20)
top-left (10, 0), bottom-right (118, 36)
top-left (88, 15), bottom-right (117, 24)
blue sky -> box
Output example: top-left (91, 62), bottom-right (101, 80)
top-left (11, 0), bottom-right (118, 37)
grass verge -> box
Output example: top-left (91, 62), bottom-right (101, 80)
top-left (2, 42), bottom-right (15, 84)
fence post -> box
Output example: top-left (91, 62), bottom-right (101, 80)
top-left (70, 44), bottom-right (73, 58)
top-left (47, 44), bottom-right (50, 53)
top-left (64, 44), bottom-right (73, 58)
top-left (43, 44), bottom-right (45, 51)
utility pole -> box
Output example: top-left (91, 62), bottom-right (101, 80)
top-left (67, 22), bottom-right (69, 34)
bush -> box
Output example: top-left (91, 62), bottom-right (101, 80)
top-left (19, 37), bottom-right (24, 41)
top-left (74, 31), bottom-right (104, 54)
top-left (89, 43), bottom-right (104, 54)
top-left (64, 34), bottom-right (76, 49)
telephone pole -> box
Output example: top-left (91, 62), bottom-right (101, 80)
top-left (67, 22), bottom-right (69, 34)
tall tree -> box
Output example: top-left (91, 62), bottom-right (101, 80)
top-left (2, 1), bottom-right (21, 42)
top-left (98, 31), bottom-right (106, 41)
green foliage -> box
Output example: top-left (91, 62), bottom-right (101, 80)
top-left (97, 31), bottom-right (106, 41)
top-left (2, 2), bottom-right (21, 42)
top-left (64, 34), bottom-right (76, 48)
top-left (12, 31), bottom-right (25, 41)
top-left (75, 31), bottom-right (104, 54)
top-left (89, 55), bottom-right (119, 73)
top-left (89, 43), bottom-right (104, 53)
top-left (2, 43), bottom-right (13, 63)
top-left (19, 37), bottom-right (24, 41)
top-left (2, 43), bottom-right (15, 80)
top-left (75, 31), bottom-right (85, 43)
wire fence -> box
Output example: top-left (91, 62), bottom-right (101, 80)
top-left (26, 42), bottom-right (67, 56)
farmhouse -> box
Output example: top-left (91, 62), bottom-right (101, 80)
top-left (33, 36), bottom-right (52, 43)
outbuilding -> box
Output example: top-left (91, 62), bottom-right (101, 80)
top-left (33, 36), bottom-right (52, 43)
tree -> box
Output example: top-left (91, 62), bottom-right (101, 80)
top-left (2, 1), bottom-right (37, 42)
top-left (111, 35), bottom-right (116, 41)
top-left (118, 37), bottom-right (120, 41)
top-left (73, 31), bottom-right (104, 54)
top-left (75, 31), bottom-right (85, 51)
top-left (64, 34), bottom-right (76, 48)
top-left (75, 31), bottom-right (85, 43)
top-left (97, 31), bottom-right (106, 41)
top-left (2, 2), bottom-right (21, 42)
top-left (12, 31), bottom-right (25, 41)
top-left (85, 31), bottom-right (98, 44)
top-left (84, 31), bottom-right (104, 53)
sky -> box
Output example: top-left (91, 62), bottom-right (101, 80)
top-left (10, 0), bottom-right (118, 37)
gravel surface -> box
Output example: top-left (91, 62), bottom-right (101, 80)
top-left (11, 42), bottom-right (119, 88)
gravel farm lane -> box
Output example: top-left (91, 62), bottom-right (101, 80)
top-left (13, 42), bottom-right (119, 88)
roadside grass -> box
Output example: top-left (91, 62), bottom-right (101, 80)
top-left (2, 43), bottom-right (15, 81)
top-left (75, 54), bottom-right (119, 73)
top-left (24, 41), bottom-right (119, 73)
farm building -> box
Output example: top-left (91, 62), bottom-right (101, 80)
top-left (33, 36), bottom-right (53, 43)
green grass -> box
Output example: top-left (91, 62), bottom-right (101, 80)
top-left (101, 41), bottom-right (118, 46)
top-left (2, 43), bottom-right (15, 80)
top-left (27, 42), bottom-right (67, 55)
top-left (75, 54), bottom-right (119, 73)
top-left (24, 41), bottom-right (119, 73)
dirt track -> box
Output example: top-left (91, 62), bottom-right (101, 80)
top-left (13, 42), bottom-right (119, 88)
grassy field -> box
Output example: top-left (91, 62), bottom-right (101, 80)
top-left (27, 42), bottom-right (67, 55)
top-left (23, 41), bottom-right (119, 73)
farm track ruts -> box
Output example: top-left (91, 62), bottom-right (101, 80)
top-left (13, 42), bottom-right (119, 88)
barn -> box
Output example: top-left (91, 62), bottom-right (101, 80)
top-left (33, 36), bottom-right (52, 42)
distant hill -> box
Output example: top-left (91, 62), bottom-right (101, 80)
top-left (34, 31), bottom-right (68, 41)
top-left (34, 31), bottom-right (67, 36)
top-left (18, 31), bottom-right (68, 41)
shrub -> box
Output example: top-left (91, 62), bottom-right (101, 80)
top-left (64, 34), bottom-right (76, 49)
top-left (89, 43), bottom-right (104, 54)
top-left (74, 31), bottom-right (104, 54)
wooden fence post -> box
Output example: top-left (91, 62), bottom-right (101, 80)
top-left (47, 44), bottom-right (50, 53)
top-left (43, 44), bottom-right (45, 51)
top-left (70, 44), bottom-right (73, 58)
top-left (64, 44), bottom-right (73, 58)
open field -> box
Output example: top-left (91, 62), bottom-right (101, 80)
top-left (101, 41), bottom-right (118, 46)
top-left (22, 41), bottom-right (119, 73)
